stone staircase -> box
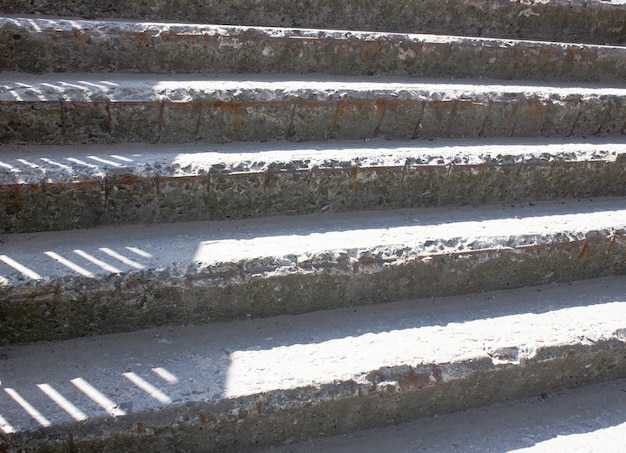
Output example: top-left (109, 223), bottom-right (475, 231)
top-left (1, 0), bottom-right (626, 451)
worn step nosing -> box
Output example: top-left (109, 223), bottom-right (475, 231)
top-left (1, 140), bottom-right (626, 232)
top-left (3, 0), bottom-right (626, 45)
top-left (2, 277), bottom-right (626, 449)
top-left (3, 75), bottom-right (626, 145)
top-left (1, 199), bottom-right (625, 344)
top-left (3, 16), bottom-right (626, 82)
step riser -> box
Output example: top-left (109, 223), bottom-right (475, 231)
top-left (4, 90), bottom-right (626, 145)
top-left (3, 0), bottom-right (626, 45)
top-left (1, 157), bottom-right (625, 233)
top-left (4, 19), bottom-right (626, 83)
top-left (6, 338), bottom-right (626, 451)
top-left (2, 229), bottom-right (624, 344)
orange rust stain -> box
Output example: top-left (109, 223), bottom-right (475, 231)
top-left (212, 101), bottom-right (245, 113)
top-left (398, 368), bottom-right (432, 391)
top-left (577, 242), bottom-right (589, 260)
top-left (375, 99), bottom-right (387, 112)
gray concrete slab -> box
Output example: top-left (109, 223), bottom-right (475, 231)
top-left (1, 276), bottom-right (626, 450)
top-left (3, 16), bottom-right (626, 82)
top-left (3, 0), bottom-right (626, 45)
top-left (1, 197), bottom-right (625, 343)
top-left (260, 377), bottom-right (626, 453)
top-left (2, 73), bottom-right (626, 145)
top-left (1, 137), bottom-right (625, 232)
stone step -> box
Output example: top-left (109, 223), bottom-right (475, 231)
top-left (1, 276), bottom-right (625, 450)
top-left (1, 197), bottom-right (625, 344)
top-left (3, 73), bottom-right (626, 146)
top-left (1, 138), bottom-right (626, 233)
top-left (3, 0), bottom-right (626, 45)
top-left (260, 378), bottom-right (626, 452)
top-left (3, 16), bottom-right (626, 83)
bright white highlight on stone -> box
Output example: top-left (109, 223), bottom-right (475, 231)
top-left (152, 367), bottom-right (179, 383)
top-left (0, 255), bottom-right (42, 280)
top-left (100, 248), bottom-right (145, 269)
top-left (224, 301), bottom-right (626, 398)
top-left (126, 247), bottom-right (153, 258)
top-left (4, 388), bottom-right (51, 427)
top-left (71, 378), bottom-right (126, 417)
top-left (0, 415), bottom-right (15, 434)
top-left (123, 373), bottom-right (172, 404)
top-left (74, 250), bottom-right (121, 273)
top-left (37, 384), bottom-right (88, 422)
top-left (508, 421), bottom-right (626, 452)
top-left (45, 251), bottom-right (94, 277)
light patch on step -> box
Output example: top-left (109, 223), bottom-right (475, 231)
top-left (37, 384), bottom-right (87, 422)
top-left (508, 421), bottom-right (626, 452)
top-left (152, 367), bottom-right (179, 384)
top-left (224, 301), bottom-right (626, 398)
top-left (45, 251), bottom-right (94, 277)
top-left (127, 247), bottom-right (153, 258)
top-left (0, 415), bottom-right (15, 434)
top-left (488, 345), bottom-right (536, 365)
top-left (4, 388), bottom-right (51, 428)
top-left (100, 248), bottom-right (145, 270)
top-left (73, 250), bottom-right (121, 274)
top-left (0, 255), bottom-right (42, 280)
top-left (71, 378), bottom-right (125, 417)
top-left (123, 373), bottom-right (172, 405)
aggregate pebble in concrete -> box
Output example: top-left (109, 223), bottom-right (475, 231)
top-left (3, 16), bottom-right (626, 82)
top-left (1, 277), bottom-right (625, 451)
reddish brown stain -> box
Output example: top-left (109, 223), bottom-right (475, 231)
top-left (577, 242), bottom-right (589, 260)
top-left (398, 367), bottom-right (432, 391)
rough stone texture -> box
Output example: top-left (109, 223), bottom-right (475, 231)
top-left (3, 17), bottom-right (626, 83)
top-left (0, 199), bottom-right (625, 344)
top-left (3, 75), bottom-right (626, 146)
top-left (3, 0), bottom-right (626, 45)
top-left (0, 140), bottom-right (625, 232)
top-left (1, 277), bottom-right (626, 451)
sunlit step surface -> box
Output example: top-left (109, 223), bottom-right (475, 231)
top-left (1, 197), bottom-right (625, 344)
top-left (1, 277), bottom-right (626, 450)
top-left (3, 73), bottom-right (626, 146)
top-left (1, 138), bottom-right (625, 232)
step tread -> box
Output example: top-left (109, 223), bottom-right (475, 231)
top-left (3, 15), bottom-right (626, 82)
top-left (1, 276), bottom-right (625, 442)
top-left (3, 0), bottom-right (626, 45)
top-left (5, 14), bottom-right (626, 49)
top-left (3, 72), bottom-right (626, 102)
top-left (261, 378), bottom-right (626, 452)
top-left (0, 198), bottom-right (624, 284)
top-left (1, 138), bottom-right (625, 184)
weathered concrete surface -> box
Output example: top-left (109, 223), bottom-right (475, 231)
top-left (3, 17), bottom-right (626, 83)
top-left (0, 198), bottom-right (625, 344)
top-left (3, 74), bottom-right (626, 145)
top-left (1, 139), bottom-right (626, 232)
top-left (261, 378), bottom-right (626, 452)
top-left (1, 277), bottom-right (626, 451)
top-left (2, 0), bottom-right (626, 45)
